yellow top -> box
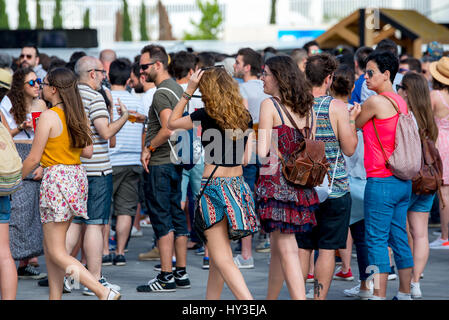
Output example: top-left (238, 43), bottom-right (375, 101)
top-left (40, 107), bottom-right (83, 168)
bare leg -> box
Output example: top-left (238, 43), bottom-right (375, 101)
top-left (82, 225), bottom-right (104, 280)
top-left (308, 251), bottom-right (315, 277)
top-left (398, 267), bottom-right (413, 294)
top-left (338, 230), bottom-right (353, 273)
top-left (439, 186), bottom-right (449, 240)
top-left (204, 219), bottom-right (253, 300)
top-left (205, 256), bottom-right (225, 299)
top-left (174, 235), bottom-right (188, 267)
top-left (313, 249), bottom-right (335, 300)
top-left (372, 273), bottom-right (388, 298)
top-left (133, 203), bottom-right (142, 231)
top-left (271, 231), bottom-right (305, 300)
top-left (115, 215), bottom-right (132, 256)
top-left (241, 235), bottom-right (252, 260)
top-left (66, 222), bottom-right (82, 255)
top-left (0, 223), bottom-right (17, 300)
top-left (266, 233), bottom-right (284, 300)
top-left (43, 221), bottom-right (110, 300)
top-left (103, 222), bottom-right (111, 256)
top-left (158, 232), bottom-right (175, 272)
top-left (408, 211), bottom-right (429, 283)
top-left (298, 248), bottom-right (312, 282)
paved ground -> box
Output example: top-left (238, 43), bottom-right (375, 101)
top-left (15, 225), bottom-right (449, 300)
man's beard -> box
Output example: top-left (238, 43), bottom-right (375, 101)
top-left (144, 71), bottom-right (155, 83)
top-left (134, 84), bottom-right (144, 94)
top-left (233, 70), bottom-right (244, 79)
top-left (20, 62), bottom-right (31, 69)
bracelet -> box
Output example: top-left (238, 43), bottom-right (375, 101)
top-left (17, 124), bottom-right (23, 131)
top-left (148, 145), bottom-right (156, 153)
top-left (182, 92), bottom-right (192, 100)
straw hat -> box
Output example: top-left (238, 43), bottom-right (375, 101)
top-left (0, 68), bottom-right (12, 90)
top-left (430, 56), bottom-right (449, 86)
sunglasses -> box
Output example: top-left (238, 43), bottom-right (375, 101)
top-left (200, 65), bottom-right (225, 71)
top-left (396, 84), bottom-right (405, 91)
top-left (20, 54), bottom-right (34, 59)
top-left (365, 70), bottom-right (375, 78)
top-left (87, 69), bottom-right (107, 76)
top-left (140, 61), bottom-right (158, 71)
top-left (25, 78), bottom-right (42, 87)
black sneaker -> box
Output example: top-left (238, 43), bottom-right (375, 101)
top-left (202, 257), bottom-right (210, 269)
top-left (174, 271), bottom-right (191, 289)
top-left (153, 261), bottom-right (176, 272)
top-left (136, 275), bottom-right (176, 292)
top-left (18, 265), bottom-right (47, 280)
top-left (102, 253), bottom-right (114, 266)
top-left (113, 254), bottom-right (126, 266)
top-left (38, 277), bottom-right (49, 287)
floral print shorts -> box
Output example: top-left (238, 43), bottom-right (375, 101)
top-left (40, 164), bottom-right (89, 224)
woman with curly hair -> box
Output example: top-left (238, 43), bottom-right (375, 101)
top-left (21, 67), bottom-right (120, 300)
top-left (255, 55), bottom-right (319, 300)
top-left (0, 67), bottom-right (47, 280)
top-left (168, 66), bottom-right (257, 300)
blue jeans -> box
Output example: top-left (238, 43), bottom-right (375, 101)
top-left (364, 176), bottom-right (414, 274)
top-left (144, 164), bottom-right (189, 240)
top-left (0, 196), bottom-right (11, 224)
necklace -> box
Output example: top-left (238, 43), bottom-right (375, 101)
top-left (52, 102), bottom-right (64, 108)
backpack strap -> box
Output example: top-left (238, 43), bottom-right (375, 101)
top-left (272, 97), bottom-right (313, 139)
top-left (270, 97), bottom-right (285, 125)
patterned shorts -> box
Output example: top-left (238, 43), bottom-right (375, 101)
top-left (194, 176), bottom-right (258, 243)
top-left (40, 164), bottom-right (89, 224)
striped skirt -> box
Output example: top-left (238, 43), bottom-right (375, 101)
top-left (194, 176), bottom-right (258, 243)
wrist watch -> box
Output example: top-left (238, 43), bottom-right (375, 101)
top-left (148, 145), bottom-right (156, 153)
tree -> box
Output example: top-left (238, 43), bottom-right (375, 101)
top-left (140, 0), bottom-right (149, 41)
top-left (158, 0), bottom-right (174, 40)
top-left (83, 8), bottom-right (90, 29)
top-left (18, 0), bottom-right (31, 30)
top-left (270, 0), bottom-right (277, 24)
top-left (122, 0), bottom-right (132, 41)
top-left (183, 0), bottom-right (223, 40)
top-left (0, 0), bottom-right (9, 29)
top-left (36, 0), bottom-right (44, 29)
top-left (52, 0), bottom-right (63, 29)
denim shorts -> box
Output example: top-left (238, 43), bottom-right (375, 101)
top-left (0, 196), bottom-right (11, 224)
top-left (181, 161), bottom-right (204, 202)
top-left (408, 192), bottom-right (435, 213)
top-left (73, 174), bottom-right (113, 225)
top-left (144, 163), bottom-right (189, 240)
top-left (364, 176), bottom-right (414, 273)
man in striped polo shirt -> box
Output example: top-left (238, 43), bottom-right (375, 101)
top-left (108, 58), bottom-right (145, 266)
top-left (65, 56), bottom-right (129, 295)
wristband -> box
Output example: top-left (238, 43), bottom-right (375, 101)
top-left (148, 145), bottom-right (156, 153)
top-left (182, 92), bottom-right (192, 100)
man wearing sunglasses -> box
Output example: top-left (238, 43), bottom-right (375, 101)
top-left (19, 45), bottom-right (47, 80)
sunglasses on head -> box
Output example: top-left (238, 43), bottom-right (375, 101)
top-left (20, 54), bottom-right (33, 59)
top-left (200, 65), bottom-right (225, 71)
top-left (140, 61), bottom-right (158, 71)
top-left (25, 78), bottom-right (42, 87)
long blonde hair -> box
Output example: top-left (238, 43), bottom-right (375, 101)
top-left (198, 67), bottom-right (251, 139)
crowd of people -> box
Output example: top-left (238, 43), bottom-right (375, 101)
top-left (0, 37), bottom-right (448, 300)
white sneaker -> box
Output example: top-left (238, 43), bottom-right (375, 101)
top-left (99, 276), bottom-right (121, 291)
top-left (233, 254), bottom-right (254, 269)
top-left (131, 226), bottom-right (143, 237)
top-left (343, 284), bottom-right (360, 297)
top-left (429, 237), bottom-right (449, 249)
top-left (306, 288), bottom-right (314, 299)
top-left (411, 282), bottom-right (422, 299)
top-left (432, 231), bottom-right (441, 236)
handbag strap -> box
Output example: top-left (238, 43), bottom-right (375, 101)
top-left (371, 94), bottom-right (400, 167)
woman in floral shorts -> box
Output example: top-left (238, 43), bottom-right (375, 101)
top-left (21, 68), bottom-right (120, 300)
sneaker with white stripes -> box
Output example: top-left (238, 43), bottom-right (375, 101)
top-left (136, 275), bottom-right (176, 293)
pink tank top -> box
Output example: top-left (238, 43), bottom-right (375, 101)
top-left (434, 90), bottom-right (449, 184)
top-left (363, 92), bottom-right (408, 178)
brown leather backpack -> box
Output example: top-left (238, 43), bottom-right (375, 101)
top-left (272, 98), bottom-right (330, 188)
top-left (412, 130), bottom-right (444, 203)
